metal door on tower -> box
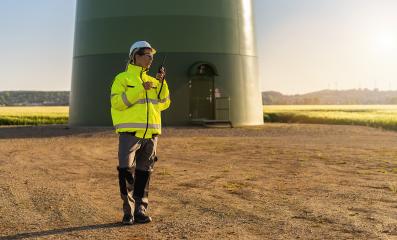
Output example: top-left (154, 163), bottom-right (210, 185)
top-left (189, 64), bottom-right (216, 120)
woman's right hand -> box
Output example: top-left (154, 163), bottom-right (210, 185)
top-left (143, 81), bottom-right (153, 90)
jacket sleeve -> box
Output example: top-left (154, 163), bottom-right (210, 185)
top-left (156, 79), bottom-right (171, 111)
top-left (111, 75), bottom-right (145, 111)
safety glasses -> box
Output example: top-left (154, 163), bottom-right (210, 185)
top-left (136, 48), bottom-right (154, 58)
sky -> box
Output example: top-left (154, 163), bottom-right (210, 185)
top-left (255, 0), bottom-right (397, 94)
top-left (0, 0), bottom-right (397, 94)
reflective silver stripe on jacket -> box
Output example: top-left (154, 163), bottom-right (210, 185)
top-left (115, 123), bottom-right (161, 129)
top-left (159, 95), bottom-right (170, 103)
top-left (136, 99), bottom-right (158, 104)
top-left (121, 93), bottom-right (133, 107)
top-left (113, 94), bottom-right (170, 106)
top-left (136, 99), bottom-right (146, 104)
top-left (136, 98), bottom-right (169, 104)
top-left (148, 98), bottom-right (159, 104)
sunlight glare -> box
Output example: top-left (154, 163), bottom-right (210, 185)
top-left (373, 31), bottom-right (397, 54)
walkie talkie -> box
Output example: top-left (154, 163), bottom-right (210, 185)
top-left (158, 55), bottom-right (167, 74)
top-left (157, 55), bottom-right (167, 99)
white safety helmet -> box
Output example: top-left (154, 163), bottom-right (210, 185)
top-left (129, 41), bottom-right (156, 57)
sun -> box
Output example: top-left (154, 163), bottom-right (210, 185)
top-left (373, 31), bottom-right (396, 54)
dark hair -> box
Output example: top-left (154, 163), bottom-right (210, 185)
top-left (135, 47), bottom-right (152, 56)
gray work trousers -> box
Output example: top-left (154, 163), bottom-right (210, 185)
top-left (118, 132), bottom-right (158, 216)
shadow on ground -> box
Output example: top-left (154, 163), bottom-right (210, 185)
top-left (0, 125), bottom-right (113, 139)
top-left (0, 222), bottom-right (126, 239)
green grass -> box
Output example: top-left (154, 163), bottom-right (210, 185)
top-left (2, 105), bottom-right (397, 130)
top-left (0, 106), bottom-right (68, 125)
top-left (264, 105), bottom-right (397, 131)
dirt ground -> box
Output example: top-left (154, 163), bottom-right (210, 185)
top-left (0, 123), bottom-right (396, 240)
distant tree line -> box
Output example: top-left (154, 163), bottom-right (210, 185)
top-left (262, 89), bottom-right (397, 105)
top-left (2, 89), bottom-right (397, 106)
top-left (0, 91), bottom-right (69, 106)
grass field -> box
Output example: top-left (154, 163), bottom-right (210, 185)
top-left (1, 105), bottom-right (397, 131)
top-left (0, 106), bottom-right (68, 125)
top-left (264, 105), bottom-right (397, 131)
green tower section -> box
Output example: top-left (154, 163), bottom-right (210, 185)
top-left (70, 0), bottom-right (263, 126)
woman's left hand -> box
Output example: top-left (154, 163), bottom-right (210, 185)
top-left (156, 67), bottom-right (166, 82)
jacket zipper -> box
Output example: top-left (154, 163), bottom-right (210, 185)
top-left (140, 69), bottom-right (149, 139)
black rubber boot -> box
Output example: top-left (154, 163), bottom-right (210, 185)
top-left (133, 170), bottom-right (152, 223)
top-left (134, 206), bottom-right (152, 224)
top-left (122, 214), bottom-right (134, 225)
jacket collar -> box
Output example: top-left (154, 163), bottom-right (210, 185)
top-left (127, 64), bottom-right (148, 74)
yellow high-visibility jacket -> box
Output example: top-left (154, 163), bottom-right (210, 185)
top-left (110, 64), bottom-right (171, 138)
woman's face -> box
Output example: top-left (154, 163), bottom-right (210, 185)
top-left (134, 48), bottom-right (154, 69)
